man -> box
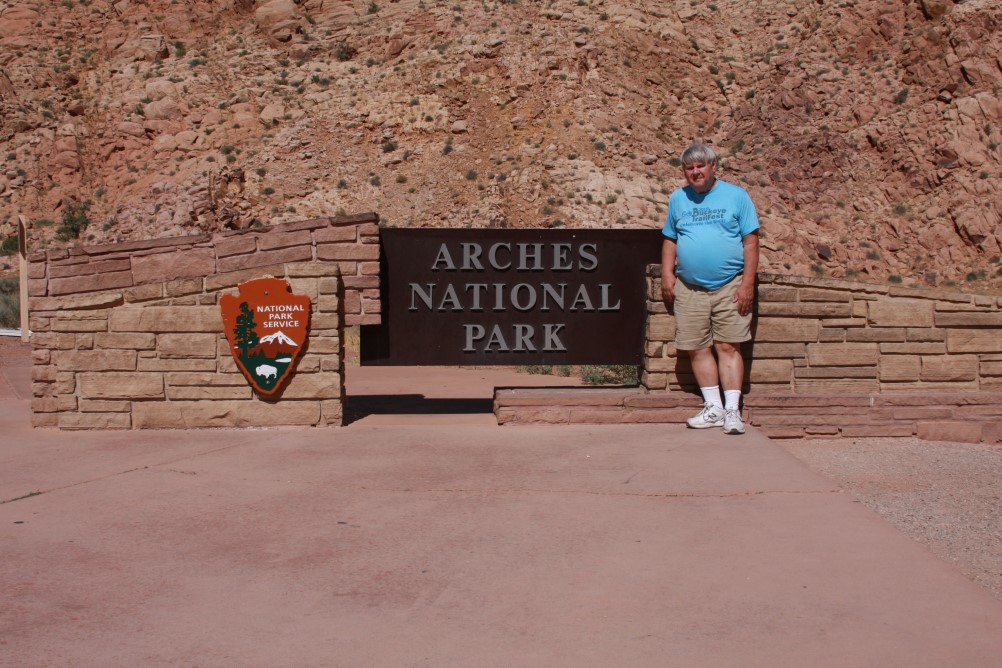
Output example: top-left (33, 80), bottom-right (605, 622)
top-left (661, 143), bottom-right (760, 435)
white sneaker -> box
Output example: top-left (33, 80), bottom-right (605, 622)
top-left (687, 403), bottom-right (725, 429)
top-left (723, 409), bottom-right (745, 435)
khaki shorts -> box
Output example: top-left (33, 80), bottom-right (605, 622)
top-left (674, 273), bottom-right (752, 350)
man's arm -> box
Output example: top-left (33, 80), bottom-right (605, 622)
top-left (661, 238), bottom-right (678, 304)
top-left (734, 231), bottom-right (759, 316)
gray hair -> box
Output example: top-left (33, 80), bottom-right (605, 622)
top-left (680, 143), bottom-right (718, 165)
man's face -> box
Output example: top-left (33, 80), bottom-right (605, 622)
top-left (682, 159), bottom-right (717, 193)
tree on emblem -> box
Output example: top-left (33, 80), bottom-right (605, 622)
top-left (233, 301), bottom-right (260, 353)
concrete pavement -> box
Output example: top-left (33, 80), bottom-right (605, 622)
top-left (3, 351), bottom-right (1002, 666)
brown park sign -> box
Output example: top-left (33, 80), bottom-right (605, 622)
top-left (220, 277), bottom-right (311, 395)
top-left (362, 228), bottom-right (664, 366)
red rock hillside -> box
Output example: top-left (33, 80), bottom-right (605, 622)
top-left (0, 0), bottom-right (999, 291)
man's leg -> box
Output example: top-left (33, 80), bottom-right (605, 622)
top-left (688, 346), bottom-right (720, 388)
top-left (714, 341), bottom-right (746, 434)
top-left (713, 341), bottom-right (744, 391)
top-left (686, 347), bottom-right (725, 428)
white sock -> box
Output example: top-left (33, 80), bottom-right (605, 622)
top-left (700, 386), bottom-right (723, 409)
top-left (724, 390), bottom-right (742, 412)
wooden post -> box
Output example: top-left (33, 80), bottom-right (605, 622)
top-left (18, 216), bottom-right (28, 342)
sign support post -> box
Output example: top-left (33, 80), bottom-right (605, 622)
top-left (18, 216), bottom-right (28, 343)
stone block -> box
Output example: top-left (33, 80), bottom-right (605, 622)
top-left (138, 357), bottom-right (217, 372)
top-left (758, 303), bottom-right (851, 317)
top-left (51, 314), bottom-right (110, 333)
top-left (214, 235), bottom-right (258, 258)
top-left (79, 372), bottom-right (165, 399)
top-left (320, 400), bottom-right (343, 426)
top-left (748, 359), bottom-right (795, 383)
top-left (879, 355), bottom-right (920, 381)
top-left (981, 361), bottom-right (1002, 377)
top-left (58, 413), bottom-right (131, 430)
top-left (921, 355), bottom-right (978, 382)
top-left (165, 278), bottom-right (204, 297)
top-left (647, 314), bottom-right (675, 340)
top-left (166, 386), bottom-right (253, 400)
top-left (917, 421), bottom-right (984, 443)
top-left (32, 332), bottom-right (76, 350)
top-left (793, 378), bottom-right (880, 392)
top-left (347, 314), bottom-right (381, 326)
top-left (845, 328), bottom-right (906, 342)
top-left (28, 278), bottom-right (48, 297)
top-left (50, 271), bottom-right (134, 296)
top-left (345, 276), bottom-right (380, 290)
top-left (840, 424), bottom-right (916, 438)
top-left (947, 330), bottom-right (1002, 353)
top-left (31, 292), bottom-right (124, 311)
top-left (124, 283), bottom-right (165, 303)
top-left (934, 311), bottom-right (1002, 327)
top-left (754, 318), bottom-right (820, 342)
top-left (217, 246), bottom-right (313, 274)
top-left (794, 366), bottom-right (877, 378)
top-left (640, 371), bottom-right (668, 391)
top-left (317, 294), bottom-right (341, 313)
top-left (757, 286), bottom-right (798, 302)
top-left (166, 371), bottom-right (247, 386)
top-left (132, 400), bottom-right (322, 428)
top-left (880, 342), bottom-right (946, 354)
top-left (131, 248), bottom-right (216, 285)
top-left (818, 328), bottom-right (846, 342)
top-left (806, 342), bottom-right (878, 366)
top-left (258, 229), bottom-right (313, 251)
top-left (868, 298), bottom-right (933, 327)
top-left (753, 344), bottom-right (805, 360)
top-left (273, 372), bottom-right (342, 399)
top-left (798, 288), bottom-right (852, 302)
top-left (48, 258), bottom-right (132, 279)
top-left (157, 333), bottom-right (219, 359)
top-left (313, 226), bottom-right (358, 243)
top-left (204, 265), bottom-right (285, 292)
top-left (94, 333), bottom-right (157, 350)
top-left (110, 306), bottom-right (223, 333)
top-left (821, 318), bottom-right (867, 328)
top-left (32, 365), bottom-right (57, 382)
top-left (804, 425), bottom-right (841, 435)
top-left (756, 426), bottom-right (806, 439)
top-left (31, 398), bottom-right (60, 414)
top-left (318, 277), bottom-right (341, 294)
top-left (79, 400), bottom-right (132, 413)
top-left (316, 244), bottom-right (381, 262)
top-left (56, 350), bottom-right (138, 371)
top-left (892, 407), bottom-right (955, 420)
top-left (906, 328), bottom-right (946, 342)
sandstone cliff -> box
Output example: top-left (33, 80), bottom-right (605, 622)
top-left (0, 0), bottom-right (999, 290)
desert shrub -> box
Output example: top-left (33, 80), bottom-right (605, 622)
top-left (56, 200), bottom-right (92, 241)
top-left (579, 364), bottom-right (639, 386)
top-left (0, 277), bottom-right (19, 328)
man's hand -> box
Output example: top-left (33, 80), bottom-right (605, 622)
top-left (733, 280), bottom-right (754, 316)
top-left (661, 238), bottom-right (678, 308)
top-left (661, 272), bottom-right (677, 305)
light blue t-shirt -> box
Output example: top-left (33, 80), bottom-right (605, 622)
top-left (662, 179), bottom-right (760, 290)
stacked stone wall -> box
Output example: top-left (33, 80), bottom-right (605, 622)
top-left (28, 214), bottom-right (379, 429)
top-left (642, 269), bottom-right (1002, 441)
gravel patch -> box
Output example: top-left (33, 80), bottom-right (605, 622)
top-left (779, 437), bottom-right (1002, 602)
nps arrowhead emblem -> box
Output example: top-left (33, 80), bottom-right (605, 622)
top-left (220, 277), bottom-right (311, 396)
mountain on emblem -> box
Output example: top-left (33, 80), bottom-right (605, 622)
top-left (219, 277), bottom-right (311, 396)
top-left (260, 330), bottom-right (298, 346)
